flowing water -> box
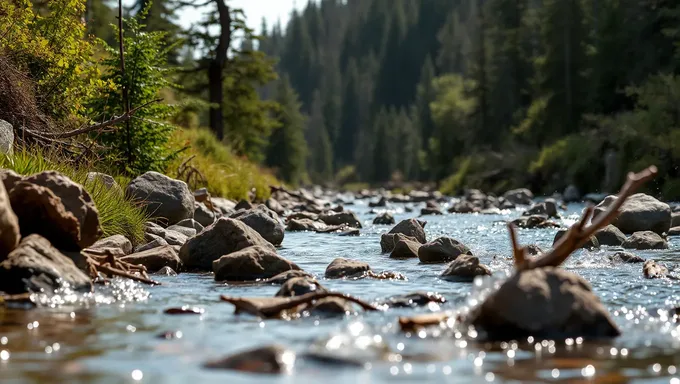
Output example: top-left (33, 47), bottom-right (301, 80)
top-left (1, 199), bottom-right (680, 383)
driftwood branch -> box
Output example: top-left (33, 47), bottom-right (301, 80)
top-left (515, 165), bottom-right (658, 271)
top-left (83, 249), bottom-right (160, 286)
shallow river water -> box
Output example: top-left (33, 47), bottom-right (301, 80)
top-left (1, 199), bottom-right (680, 383)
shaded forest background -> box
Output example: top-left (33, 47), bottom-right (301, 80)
top-left (7, 0), bottom-right (680, 199)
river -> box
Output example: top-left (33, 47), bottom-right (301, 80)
top-left (1, 199), bottom-right (679, 383)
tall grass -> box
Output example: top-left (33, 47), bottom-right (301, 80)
top-left (0, 148), bottom-right (148, 244)
top-left (167, 128), bottom-right (278, 201)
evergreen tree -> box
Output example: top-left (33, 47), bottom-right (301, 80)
top-left (266, 76), bottom-right (308, 185)
top-left (306, 91), bottom-right (333, 182)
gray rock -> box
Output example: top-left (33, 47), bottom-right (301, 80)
top-left (469, 267), bottom-right (620, 340)
top-left (594, 225), bottom-right (627, 246)
top-left (325, 258), bottom-right (370, 279)
top-left (669, 226), bottom-right (680, 236)
top-left (418, 237), bottom-right (472, 264)
top-left (275, 277), bottom-right (326, 297)
top-left (0, 169), bottom-right (22, 192)
top-left (318, 211), bottom-right (362, 229)
top-left (263, 270), bottom-right (314, 284)
top-left (523, 200), bottom-right (558, 218)
top-left (503, 188), bottom-right (534, 205)
top-left (212, 245), bottom-right (300, 281)
top-left (89, 235), bottom-right (133, 255)
top-left (672, 212), bottom-right (680, 228)
top-left (85, 172), bottom-right (122, 194)
top-left (380, 292), bottom-right (447, 308)
top-left (389, 235), bottom-right (421, 259)
top-left (373, 212), bottom-right (395, 225)
top-left (166, 225), bottom-right (197, 238)
top-left (164, 229), bottom-right (189, 246)
top-left (563, 185), bottom-right (580, 203)
top-left (287, 212), bottom-right (318, 221)
top-left (608, 251), bottom-right (644, 263)
top-left (204, 345), bottom-right (294, 374)
top-left (0, 179), bottom-right (19, 261)
top-left (594, 193), bottom-right (671, 235)
top-left (234, 200), bottom-right (253, 211)
top-left (193, 187), bottom-right (210, 203)
top-left (308, 297), bottom-right (354, 315)
top-left (126, 172), bottom-right (195, 225)
top-left (121, 245), bottom-right (182, 273)
top-left (134, 237), bottom-right (169, 253)
top-left (0, 235), bottom-right (92, 294)
top-left (194, 202), bottom-right (217, 227)
top-left (211, 197), bottom-right (237, 215)
top-left (266, 198), bottom-right (285, 215)
top-left (622, 231), bottom-right (668, 250)
top-left (512, 215), bottom-right (560, 229)
top-left (420, 207), bottom-right (443, 216)
top-left (179, 218), bottom-right (276, 271)
top-left (144, 221), bottom-right (165, 236)
top-left (0, 120), bottom-right (13, 154)
top-left (440, 254), bottom-right (492, 282)
top-left (175, 218), bottom-right (204, 233)
top-left (286, 218), bottom-right (329, 232)
top-left (384, 219), bottom-right (427, 245)
top-left (368, 197), bottom-right (387, 208)
top-left (554, 229), bottom-right (599, 249)
top-left (232, 205), bottom-right (285, 246)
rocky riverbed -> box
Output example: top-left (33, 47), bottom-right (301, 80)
top-left (1, 170), bottom-right (680, 383)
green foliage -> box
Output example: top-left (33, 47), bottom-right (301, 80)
top-left (266, 76), bottom-right (308, 185)
top-left (167, 128), bottom-right (278, 201)
top-left (0, 148), bottom-right (148, 244)
top-left (89, 9), bottom-right (177, 175)
top-left (439, 157), bottom-right (471, 195)
top-left (306, 90), bottom-right (333, 183)
top-left (0, 0), bottom-right (109, 125)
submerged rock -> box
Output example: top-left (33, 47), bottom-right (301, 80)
top-left (121, 245), bottom-right (182, 273)
top-left (325, 258), bottom-right (371, 279)
top-left (179, 218), bottom-right (276, 271)
top-left (418, 237), bottom-right (472, 264)
top-left (275, 277), bottom-right (326, 297)
top-left (0, 180), bottom-right (19, 260)
top-left (594, 193), bottom-right (671, 235)
top-left (263, 270), bottom-right (314, 284)
top-left (389, 235), bottom-right (421, 259)
top-left (204, 345), bottom-right (295, 374)
top-left (525, 244), bottom-right (543, 256)
top-left (232, 205), bottom-right (285, 246)
top-left (126, 171), bottom-right (195, 225)
top-left (307, 297), bottom-right (354, 315)
top-left (440, 254), bottom-right (491, 282)
top-left (212, 245), bottom-right (300, 281)
top-left (468, 267), bottom-right (620, 340)
top-left (318, 211), bottom-right (362, 229)
top-left (553, 229), bottom-right (599, 249)
top-left (380, 292), bottom-right (447, 308)
top-left (594, 225), bottom-right (627, 246)
top-left (373, 212), bottom-right (395, 225)
top-left (608, 251), bottom-right (644, 263)
top-left (0, 235), bottom-right (92, 294)
top-left (622, 231), bottom-right (668, 250)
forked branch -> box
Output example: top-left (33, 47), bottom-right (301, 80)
top-left (512, 166), bottom-right (658, 271)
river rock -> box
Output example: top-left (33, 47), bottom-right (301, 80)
top-left (193, 187), bottom-right (209, 203)
top-left (23, 171), bottom-right (102, 249)
top-left (179, 217), bottom-right (275, 271)
top-left (512, 215), bottom-right (560, 229)
top-left (176, 218), bottom-right (204, 233)
top-left (264, 270), bottom-right (314, 284)
top-left (0, 180), bottom-right (19, 260)
top-left (594, 225), bottom-right (627, 246)
top-left (553, 229), bottom-right (600, 249)
top-left (671, 212), bottom-right (680, 227)
top-left (194, 202), bottom-right (216, 227)
top-left (212, 245), bottom-right (300, 281)
top-left (232, 205), bottom-right (285, 246)
top-left (121, 245), bottom-right (182, 273)
top-left (126, 172), bottom-right (194, 225)
top-left (468, 267), bottom-right (620, 340)
top-left (204, 345), bottom-right (294, 374)
top-left (288, 212), bottom-right (318, 221)
top-left (440, 254), bottom-right (491, 282)
top-left (622, 231), bottom-right (668, 250)
top-left (418, 237), bottom-right (472, 264)
top-left (643, 260), bottom-right (668, 279)
top-left (420, 207), bottom-right (443, 216)
top-left (235, 199), bottom-right (253, 211)
top-left (212, 197), bottom-right (237, 215)
top-left (0, 169), bottom-right (21, 193)
top-left (0, 120), bottom-right (13, 154)
top-left (669, 227), bottom-right (680, 236)
top-left (134, 237), bottom-right (169, 253)
top-left (266, 198), bottom-right (285, 215)
top-left (523, 200), bottom-right (558, 218)
top-left (369, 197), bottom-right (387, 208)
top-left (373, 212), bottom-right (395, 225)
top-left (380, 292), bottom-right (447, 308)
top-left (0, 234), bottom-right (92, 294)
top-left (164, 229), bottom-right (189, 246)
top-left (608, 251), bottom-right (644, 263)
top-left (448, 201), bottom-right (478, 214)
top-left (85, 172), bottom-right (121, 194)
top-left (325, 258), bottom-right (370, 279)
top-left (286, 218), bottom-right (328, 232)
top-left (166, 224), bottom-right (196, 238)
top-left (386, 219), bottom-right (427, 244)
top-left (503, 188), bottom-right (533, 205)
top-left (89, 235), bottom-right (133, 255)
top-left (308, 297), bottom-right (353, 315)
top-left (275, 277), bottom-right (326, 297)
top-left (389, 235), bottom-right (421, 259)
top-left (9, 182), bottom-right (82, 251)
top-left (563, 185), bottom-right (580, 203)
top-left (318, 211), bottom-right (362, 229)
top-left (594, 193), bottom-right (671, 235)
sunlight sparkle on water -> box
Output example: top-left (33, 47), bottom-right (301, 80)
top-left (582, 365), bottom-right (596, 377)
top-left (0, 350), bottom-right (9, 361)
top-left (131, 369), bottom-right (143, 381)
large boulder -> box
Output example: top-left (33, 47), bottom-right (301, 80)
top-left (232, 205), bottom-right (285, 246)
top-left (503, 188), bottom-right (534, 205)
top-left (622, 231), bottom-right (668, 250)
top-left (468, 267), bottom-right (620, 340)
top-left (593, 193), bottom-right (671, 235)
top-left (88, 235), bottom-right (133, 255)
top-left (126, 172), bottom-right (194, 225)
top-left (440, 254), bottom-right (491, 282)
top-left (318, 211), bottom-right (362, 229)
top-left (179, 218), bottom-right (275, 271)
top-left (0, 180), bottom-right (19, 260)
top-left (0, 120), bottom-right (13, 154)
top-left (121, 245), bottom-right (182, 273)
top-left (325, 258), bottom-right (370, 279)
top-left (212, 245), bottom-right (300, 281)
top-left (418, 237), bottom-right (472, 264)
top-left (22, 171), bottom-right (102, 249)
top-left (0, 235), bottom-right (92, 294)
top-left (389, 235), bottom-right (421, 259)
top-left (594, 225), bottom-right (627, 247)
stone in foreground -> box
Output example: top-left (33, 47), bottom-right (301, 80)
top-left (0, 235), bottom-right (92, 294)
top-left (179, 218), bottom-right (275, 271)
top-left (212, 245), bottom-right (300, 281)
top-left (126, 171), bottom-right (195, 225)
top-left (622, 231), bottom-right (668, 250)
top-left (468, 267), bottom-right (620, 340)
top-left (204, 345), bottom-right (294, 374)
top-left (418, 237), bottom-right (472, 264)
top-left (440, 254), bottom-right (491, 282)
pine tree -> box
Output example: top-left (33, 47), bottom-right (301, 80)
top-left (306, 91), bottom-right (333, 182)
top-left (266, 76), bottom-right (308, 185)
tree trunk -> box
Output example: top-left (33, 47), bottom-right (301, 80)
top-left (207, 0), bottom-right (231, 140)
